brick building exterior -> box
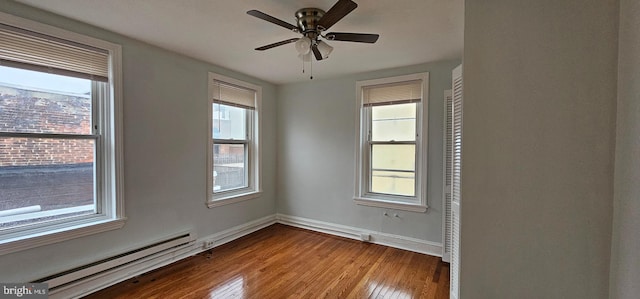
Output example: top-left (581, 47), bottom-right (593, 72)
top-left (0, 85), bottom-right (94, 166)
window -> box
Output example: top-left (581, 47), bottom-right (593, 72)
top-left (207, 73), bottom-right (261, 207)
top-left (0, 12), bottom-right (124, 255)
top-left (354, 73), bottom-right (429, 212)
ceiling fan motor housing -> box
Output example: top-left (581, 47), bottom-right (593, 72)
top-left (295, 8), bottom-right (326, 35)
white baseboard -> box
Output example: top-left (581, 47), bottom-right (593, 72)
top-left (203, 214), bottom-right (277, 249)
top-left (275, 214), bottom-right (442, 257)
top-left (49, 214), bottom-right (276, 299)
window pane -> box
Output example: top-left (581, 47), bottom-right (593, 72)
top-left (371, 170), bottom-right (415, 197)
top-left (371, 144), bottom-right (415, 197)
top-left (213, 144), bottom-right (247, 192)
top-left (0, 66), bottom-right (92, 135)
top-left (371, 103), bottom-right (416, 142)
top-left (213, 103), bottom-right (246, 140)
top-left (371, 144), bottom-right (415, 171)
top-left (0, 137), bottom-right (95, 229)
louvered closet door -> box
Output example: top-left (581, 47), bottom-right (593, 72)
top-left (450, 64), bottom-right (463, 299)
top-left (442, 89), bottom-right (453, 263)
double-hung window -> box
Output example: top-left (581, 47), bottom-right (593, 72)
top-left (0, 12), bottom-right (124, 254)
top-left (354, 73), bottom-right (429, 212)
top-left (207, 73), bottom-right (261, 207)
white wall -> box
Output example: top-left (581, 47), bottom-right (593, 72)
top-left (276, 60), bottom-right (459, 243)
top-left (461, 1), bottom-right (618, 298)
top-left (0, 1), bottom-right (277, 282)
top-left (610, 0), bottom-right (640, 298)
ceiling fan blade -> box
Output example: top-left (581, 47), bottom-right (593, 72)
top-left (311, 44), bottom-right (323, 61)
top-left (247, 10), bottom-right (298, 31)
top-left (326, 32), bottom-right (379, 43)
top-left (255, 38), bottom-right (299, 51)
top-left (318, 0), bottom-right (358, 30)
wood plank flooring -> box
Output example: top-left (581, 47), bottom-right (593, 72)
top-left (86, 224), bottom-right (449, 299)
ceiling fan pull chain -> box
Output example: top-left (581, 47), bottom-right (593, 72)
top-left (310, 57), bottom-right (313, 80)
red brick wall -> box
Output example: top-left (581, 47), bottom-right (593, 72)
top-left (0, 86), bottom-right (93, 166)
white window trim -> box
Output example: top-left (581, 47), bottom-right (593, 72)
top-left (354, 73), bottom-right (429, 212)
top-left (207, 73), bottom-right (262, 208)
top-left (0, 12), bottom-right (125, 255)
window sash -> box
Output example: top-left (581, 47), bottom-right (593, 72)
top-left (212, 142), bottom-right (250, 194)
top-left (212, 140), bottom-right (250, 193)
top-left (213, 139), bottom-right (249, 144)
top-left (212, 103), bottom-right (251, 142)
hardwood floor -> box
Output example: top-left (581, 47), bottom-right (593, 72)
top-left (86, 224), bottom-right (449, 299)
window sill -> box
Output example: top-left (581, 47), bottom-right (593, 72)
top-left (0, 218), bottom-right (126, 256)
top-left (207, 191), bottom-right (263, 208)
top-left (353, 197), bottom-right (428, 212)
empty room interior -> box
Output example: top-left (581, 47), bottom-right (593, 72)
top-left (0, 0), bottom-right (638, 298)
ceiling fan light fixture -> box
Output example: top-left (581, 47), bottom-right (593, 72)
top-left (317, 40), bottom-right (334, 58)
top-left (295, 37), bottom-right (312, 55)
top-left (298, 52), bottom-right (312, 62)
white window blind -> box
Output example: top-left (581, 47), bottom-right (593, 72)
top-left (362, 80), bottom-right (422, 107)
top-left (212, 81), bottom-right (256, 110)
top-left (0, 23), bottom-right (109, 82)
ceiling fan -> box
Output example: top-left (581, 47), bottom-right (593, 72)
top-left (247, 0), bottom-right (379, 62)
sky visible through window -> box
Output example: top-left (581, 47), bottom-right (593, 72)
top-left (0, 66), bottom-right (90, 95)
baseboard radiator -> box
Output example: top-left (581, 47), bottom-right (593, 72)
top-left (36, 232), bottom-right (195, 297)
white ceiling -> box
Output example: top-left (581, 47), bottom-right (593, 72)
top-left (16, 0), bottom-right (463, 85)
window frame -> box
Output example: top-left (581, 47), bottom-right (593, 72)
top-left (354, 73), bottom-right (429, 212)
top-left (0, 11), bottom-right (125, 255)
top-left (207, 73), bottom-right (262, 208)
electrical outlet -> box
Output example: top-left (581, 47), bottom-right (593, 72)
top-left (203, 240), bottom-right (215, 249)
